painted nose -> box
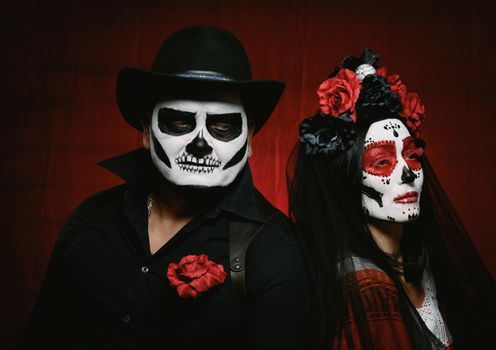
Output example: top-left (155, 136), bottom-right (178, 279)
top-left (401, 165), bottom-right (417, 184)
top-left (186, 131), bottom-right (213, 157)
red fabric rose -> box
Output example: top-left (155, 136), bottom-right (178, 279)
top-left (387, 74), bottom-right (425, 138)
top-left (376, 67), bottom-right (388, 77)
top-left (387, 74), bottom-right (408, 106)
top-left (402, 92), bottom-right (425, 138)
top-left (317, 68), bottom-right (361, 122)
top-left (167, 254), bottom-right (227, 298)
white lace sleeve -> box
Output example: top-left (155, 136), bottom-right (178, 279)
top-left (417, 268), bottom-right (453, 347)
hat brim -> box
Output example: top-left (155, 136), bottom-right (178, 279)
top-left (116, 68), bottom-right (285, 134)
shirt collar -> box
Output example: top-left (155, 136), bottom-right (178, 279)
top-left (97, 148), bottom-right (267, 224)
top-left (97, 148), bottom-right (154, 185)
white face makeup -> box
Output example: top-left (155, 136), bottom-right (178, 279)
top-left (148, 95), bottom-right (249, 187)
top-left (361, 118), bottom-right (424, 222)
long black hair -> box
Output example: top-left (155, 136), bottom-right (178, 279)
top-left (288, 50), bottom-right (494, 349)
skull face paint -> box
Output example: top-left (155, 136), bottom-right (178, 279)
top-left (361, 118), bottom-right (424, 222)
top-left (149, 96), bottom-right (249, 187)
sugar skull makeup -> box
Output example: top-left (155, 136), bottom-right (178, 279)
top-left (149, 96), bottom-right (249, 187)
top-left (361, 118), bottom-right (424, 222)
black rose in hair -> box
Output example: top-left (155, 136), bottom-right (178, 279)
top-left (299, 114), bottom-right (356, 155)
top-left (355, 74), bottom-right (402, 126)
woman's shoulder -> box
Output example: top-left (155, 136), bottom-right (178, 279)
top-left (338, 257), bottom-right (401, 317)
top-left (338, 257), bottom-right (395, 285)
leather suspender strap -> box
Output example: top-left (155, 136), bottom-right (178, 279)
top-left (229, 220), bottom-right (265, 304)
top-left (228, 192), bottom-right (274, 304)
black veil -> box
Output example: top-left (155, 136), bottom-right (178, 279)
top-left (287, 48), bottom-right (495, 350)
top-left (287, 137), bottom-right (495, 349)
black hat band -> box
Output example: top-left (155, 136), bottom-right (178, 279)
top-left (173, 70), bottom-right (234, 82)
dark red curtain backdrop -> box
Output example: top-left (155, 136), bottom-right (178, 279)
top-left (1, 0), bottom-right (495, 348)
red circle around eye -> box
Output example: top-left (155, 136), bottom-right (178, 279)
top-left (405, 157), bottom-right (422, 171)
top-left (363, 141), bottom-right (398, 177)
top-left (402, 137), bottom-right (423, 171)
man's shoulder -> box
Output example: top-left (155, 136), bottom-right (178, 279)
top-left (70, 183), bottom-right (129, 220)
top-left (57, 184), bottom-right (129, 244)
top-left (252, 190), bottom-right (293, 245)
top-left (247, 191), bottom-right (301, 268)
top-left (244, 192), bottom-right (306, 296)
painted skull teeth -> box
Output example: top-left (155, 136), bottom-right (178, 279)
top-left (177, 164), bottom-right (216, 174)
top-left (175, 154), bottom-right (221, 174)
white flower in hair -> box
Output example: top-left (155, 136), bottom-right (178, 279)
top-left (355, 64), bottom-right (376, 81)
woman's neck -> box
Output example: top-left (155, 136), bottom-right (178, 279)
top-left (367, 218), bottom-right (404, 260)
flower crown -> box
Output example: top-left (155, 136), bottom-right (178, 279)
top-left (300, 49), bottom-right (426, 155)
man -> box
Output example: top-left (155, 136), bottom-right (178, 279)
top-left (20, 26), bottom-right (307, 349)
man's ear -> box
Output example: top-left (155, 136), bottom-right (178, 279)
top-left (247, 124), bottom-right (255, 158)
top-left (142, 120), bottom-right (150, 150)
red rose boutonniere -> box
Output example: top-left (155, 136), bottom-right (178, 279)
top-left (167, 254), bottom-right (227, 298)
top-left (317, 68), bottom-right (361, 122)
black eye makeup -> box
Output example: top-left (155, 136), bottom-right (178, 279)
top-left (157, 107), bottom-right (196, 135)
top-left (206, 113), bottom-right (243, 141)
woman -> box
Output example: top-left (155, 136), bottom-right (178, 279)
top-left (288, 49), bottom-right (494, 349)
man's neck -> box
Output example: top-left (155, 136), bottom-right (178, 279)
top-left (152, 175), bottom-right (227, 220)
top-left (147, 176), bottom-right (227, 255)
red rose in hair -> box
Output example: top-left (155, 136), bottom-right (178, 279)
top-left (387, 74), bottom-right (408, 105)
top-left (402, 92), bottom-right (425, 138)
top-left (317, 69), bottom-right (361, 122)
top-left (376, 67), bottom-right (388, 77)
top-left (386, 74), bottom-right (425, 138)
top-left (167, 254), bottom-right (227, 298)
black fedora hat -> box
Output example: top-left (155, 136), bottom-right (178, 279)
top-left (116, 25), bottom-right (284, 134)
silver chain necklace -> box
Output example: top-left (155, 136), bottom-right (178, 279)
top-left (147, 193), bottom-right (154, 218)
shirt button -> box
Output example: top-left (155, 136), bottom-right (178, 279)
top-left (141, 266), bottom-right (149, 273)
top-left (122, 315), bottom-right (131, 323)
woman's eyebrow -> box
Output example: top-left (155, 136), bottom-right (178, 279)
top-left (364, 140), bottom-right (396, 150)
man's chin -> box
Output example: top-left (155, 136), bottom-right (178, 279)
top-left (165, 173), bottom-right (236, 189)
top-left (161, 177), bottom-right (232, 197)
top-left (177, 184), bottom-right (226, 191)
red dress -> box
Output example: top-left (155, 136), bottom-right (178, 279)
top-left (332, 264), bottom-right (453, 350)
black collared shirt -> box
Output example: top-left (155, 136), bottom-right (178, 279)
top-left (19, 149), bottom-right (308, 350)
